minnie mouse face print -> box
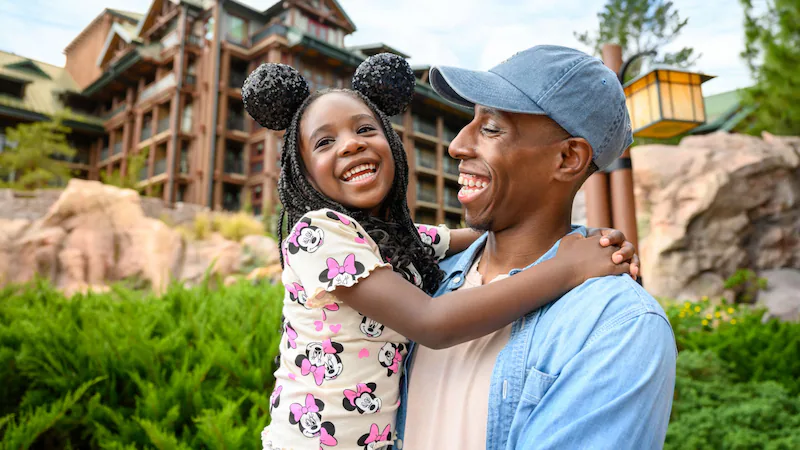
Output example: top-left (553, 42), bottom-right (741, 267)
top-left (359, 313), bottom-right (385, 338)
top-left (287, 217), bottom-right (325, 254)
top-left (318, 253), bottom-right (366, 288)
top-left (342, 382), bottom-right (382, 414)
top-left (295, 340), bottom-right (344, 386)
top-left (378, 343), bottom-right (405, 377)
top-left (288, 394), bottom-right (338, 447)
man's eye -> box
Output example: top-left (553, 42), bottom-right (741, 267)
top-left (481, 127), bottom-right (500, 134)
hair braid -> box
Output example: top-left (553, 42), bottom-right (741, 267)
top-left (276, 89), bottom-right (443, 294)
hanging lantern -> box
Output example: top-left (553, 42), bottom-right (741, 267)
top-left (623, 67), bottom-right (715, 138)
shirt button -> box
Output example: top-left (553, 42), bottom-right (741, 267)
top-left (396, 438), bottom-right (404, 449)
top-left (452, 276), bottom-right (462, 285)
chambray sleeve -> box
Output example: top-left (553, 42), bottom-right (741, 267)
top-left (510, 313), bottom-right (676, 450)
top-left (414, 224), bottom-right (451, 261)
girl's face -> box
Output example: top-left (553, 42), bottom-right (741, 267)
top-left (299, 92), bottom-right (396, 214)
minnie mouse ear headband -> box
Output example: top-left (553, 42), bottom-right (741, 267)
top-left (242, 52), bottom-right (415, 131)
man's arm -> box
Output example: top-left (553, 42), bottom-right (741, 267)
top-left (509, 312), bottom-right (676, 450)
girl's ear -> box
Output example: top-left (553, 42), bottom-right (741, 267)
top-left (242, 63), bottom-right (310, 130)
top-left (352, 53), bottom-right (415, 117)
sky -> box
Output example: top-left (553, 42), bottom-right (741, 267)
top-left (0, 0), bottom-right (752, 96)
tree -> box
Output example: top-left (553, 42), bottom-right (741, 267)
top-left (0, 111), bottom-right (76, 190)
top-left (575, 0), bottom-right (698, 80)
top-left (100, 147), bottom-right (149, 192)
top-left (739, 0), bottom-right (800, 135)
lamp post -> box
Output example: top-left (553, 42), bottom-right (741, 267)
top-left (589, 43), bottom-right (714, 285)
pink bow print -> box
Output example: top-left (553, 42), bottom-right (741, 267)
top-left (387, 350), bottom-right (403, 374)
top-left (285, 324), bottom-right (297, 349)
top-left (333, 212), bottom-right (351, 225)
top-left (289, 394), bottom-right (319, 422)
top-left (286, 282), bottom-right (304, 298)
top-left (364, 423), bottom-right (391, 444)
top-left (289, 222), bottom-right (309, 247)
top-left (321, 339), bottom-right (337, 354)
top-left (326, 254), bottom-right (357, 280)
top-left (270, 385), bottom-right (282, 404)
top-left (343, 383), bottom-right (374, 406)
top-left (319, 427), bottom-right (337, 447)
top-left (418, 225), bottom-right (438, 241)
top-left (300, 359), bottom-right (326, 385)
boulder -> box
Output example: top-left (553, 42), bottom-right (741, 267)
top-left (758, 269), bottom-right (800, 322)
top-left (633, 132), bottom-right (800, 301)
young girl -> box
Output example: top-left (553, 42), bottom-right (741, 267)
top-left (243, 54), bottom-right (638, 450)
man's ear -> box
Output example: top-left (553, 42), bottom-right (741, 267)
top-left (554, 138), bottom-right (593, 182)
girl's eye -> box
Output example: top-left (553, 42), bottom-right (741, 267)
top-left (315, 138), bottom-right (333, 149)
top-left (357, 125), bottom-right (376, 134)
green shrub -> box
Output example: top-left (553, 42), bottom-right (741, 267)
top-left (667, 351), bottom-right (800, 450)
top-left (666, 299), bottom-right (800, 395)
top-left (0, 279), bottom-right (283, 449)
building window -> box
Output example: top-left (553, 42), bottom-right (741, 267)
top-left (226, 14), bottom-right (248, 45)
top-left (0, 78), bottom-right (25, 99)
top-left (181, 102), bottom-right (193, 134)
top-left (308, 19), bottom-right (328, 41)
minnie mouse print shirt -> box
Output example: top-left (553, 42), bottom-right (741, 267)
top-left (262, 208), bottom-right (450, 450)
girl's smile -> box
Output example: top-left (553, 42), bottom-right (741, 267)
top-left (299, 92), bottom-right (395, 213)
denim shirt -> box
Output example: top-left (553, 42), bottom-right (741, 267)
top-left (397, 228), bottom-right (676, 450)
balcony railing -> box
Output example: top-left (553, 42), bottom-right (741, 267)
top-left (229, 72), bottom-right (247, 89)
top-left (154, 158), bottom-right (167, 176)
top-left (224, 157), bottom-right (245, 175)
top-left (251, 23), bottom-right (287, 44)
top-left (112, 141), bottom-right (123, 156)
top-left (138, 73), bottom-right (177, 104)
top-left (179, 156), bottom-right (189, 174)
top-left (185, 74), bottom-right (197, 86)
top-left (187, 34), bottom-right (204, 48)
top-left (161, 30), bottom-right (180, 51)
top-left (390, 114), bottom-right (404, 127)
top-left (157, 116), bottom-right (171, 134)
top-left (250, 161), bottom-right (263, 175)
top-left (443, 156), bottom-right (459, 176)
top-left (54, 151), bottom-right (91, 165)
top-left (100, 147), bottom-right (109, 161)
top-left (141, 123), bottom-right (153, 141)
top-left (415, 148), bottom-right (437, 170)
top-left (103, 103), bottom-right (126, 120)
top-left (227, 114), bottom-right (245, 131)
top-left (139, 166), bottom-right (149, 181)
top-left (413, 116), bottom-right (438, 137)
top-left (222, 192), bottom-right (242, 211)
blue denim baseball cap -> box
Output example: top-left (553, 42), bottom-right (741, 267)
top-left (429, 45), bottom-right (633, 170)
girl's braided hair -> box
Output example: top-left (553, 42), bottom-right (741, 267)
top-left (242, 53), bottom-right (443, 294)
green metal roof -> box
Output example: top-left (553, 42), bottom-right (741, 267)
top-left (691, 88), bottom-right (752, 134)
top-left (0, 50), bottom-right (104, 128)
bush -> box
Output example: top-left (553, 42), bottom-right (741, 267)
top-left (0, 279), bottom-right (283, 449)
top-left (666, 351), bottom-right (800, 450)
top-left (666, 299), bottom-right (800, 395)
top-left (177, 212), bottom-right (265, 243)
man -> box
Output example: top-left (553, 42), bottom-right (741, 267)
top-left (396, 45), bottom-right (676, 450)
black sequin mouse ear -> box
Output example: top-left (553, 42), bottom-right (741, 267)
top-left (352, 53), bottom-right (415, 117)
top-left (242, 63), bottom-right (310, 130)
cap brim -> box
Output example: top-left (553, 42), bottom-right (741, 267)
top-left (429, 66), bottom-right (545, 115)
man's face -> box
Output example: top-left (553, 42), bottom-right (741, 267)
top-left (450, 106), bottom-right (572, 231)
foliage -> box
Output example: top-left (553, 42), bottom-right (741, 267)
top-left (177, 211), bottom-right (266, 243)
top-left (724, 268), bottom-right (768, 303)
top-left (575, 0), bottom-right (698, 81)
top-left (100, 147), bottom-right (149, 193)
top-left (739, 0), bottom-right (800, 136)
top-left (0, 278), bottom-right (283, 449)
top-left (666, 299), bottom-right (800, 396)
top-left (666, 350), bottom-right (800, 450)
top-left (0, 111), bottom-right (76, 190)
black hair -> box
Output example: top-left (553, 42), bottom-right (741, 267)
top-left (277, 89), bottom-right (443, 295)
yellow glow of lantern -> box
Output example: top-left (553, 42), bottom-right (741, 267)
top-left (623, 67), bottom-right (715, 139)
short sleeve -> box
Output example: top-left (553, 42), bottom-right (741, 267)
top-left (283, 209), bottom-right (391, 308)
top-left (415, 224), bottom-right (451, 261)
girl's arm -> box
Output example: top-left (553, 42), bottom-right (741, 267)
top-left (446, 228), bottom-right (484, 256)
top-left (335, 233), bottom-right (631, 350)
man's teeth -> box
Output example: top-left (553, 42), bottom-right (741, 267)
top-left (342, 163), bottom-right (377, 181)
top-left (457, 174), bottom-right (489, 189)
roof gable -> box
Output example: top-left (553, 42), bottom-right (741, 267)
top-left (4, 60), bottom-right (51, 79)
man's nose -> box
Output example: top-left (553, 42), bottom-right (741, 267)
top-left (447, 125), bottom-right (476, 160)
